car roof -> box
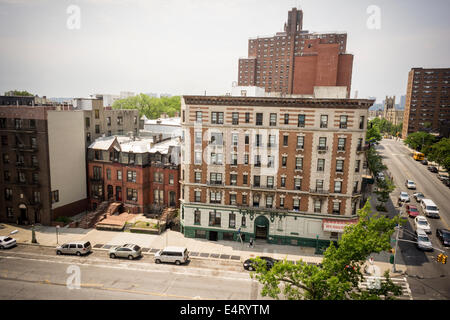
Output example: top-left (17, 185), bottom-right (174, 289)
top-left (64, 241), bottom-right (90, 245)
top-left (408, 205), bottom-right (418, 209)
top-left (416, 216), bottom-right (427, 221)
top-left (421, 199), bottom-right (436, 205)
top-left (416, 229), bottom-right (428, 235)
top-left (401, 192), bottom-right (408, 195)
top-left (162, 246), bottom-right (187, 252)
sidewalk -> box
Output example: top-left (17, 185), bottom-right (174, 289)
top-left (0, 222), bottom-right (405, 277)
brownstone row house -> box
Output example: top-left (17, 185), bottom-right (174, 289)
top-left (87, 135), bottom-right (181, 214)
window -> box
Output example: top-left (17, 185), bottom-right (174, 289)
top-left (256, 113), bottom-right (263, 125)
top-left (340, 115), bottom-right (348, 129)
top-left (195, 132), bottom-right (202, 144)
top-left (93, 166), bottom-right (102, 180)
top-left (210, 191), bottom-right (222, 203)
top-left (107, 117), bottom-right (111, 126)
top-left (117, 116), bottom-right (123, 125)
top-left (268, 135), bottom-right (276, 148)
top-left (241, 215), bottom-right (246, 227)
top-left (267, 155), bottom-right (274, 168)
top-left (210, 132), bottom-right (223, 145)
top-left (253, 175), bottom-right (260, 187)
top-left (245, 112), bottom-right (250, 123)
top-left (209, 211), bottom-right (221, 226)
top-left (210, 172), bottom-right (222, 184)
top-left (266, 196), bottom-right (273, 208)
top-left (293, 177), bottom-right (301, 190)
top-left (52, 190), bottom-right (59, 203)
top-left (284, 114), bottom-right (289, 124)
top-left (14, 118), bottom-right (22, 129)
top-left (126, 188), bottom-right (138, 202)
top-left (169, 174), bottom-right (174, 185)
top-left (95, 125), bottom-right (100, 134)
top-left (353, 181), bottom-right (359, 193)
top-left (244, 153), bottom-right (249, 165)
top-left (281, 156), bottom-right (287, 167)
top-left (195, 152), bottom-right (202, 165)
top-left (334, 181), bottom-right (342, 193)
top-left (196, 111), bottom-right (202, 122)
top-left (106, 169), bottom-right (111, 180)
top-left (355, 160), bottom-right (361, 173)
top-left (232, 112), bottom-right (239, 125)
top-left (29, 119), bottom-right (36, 128)
top-left (195, 191), bottom-right (201, 202)
top-left (232, 133), bottom-right (238, 146)
top-left (314, 200), bottom-right (322, 213)
top-left (86, 132), bottom-right (91, 143)
top-left (245, 134), bottom-right (249, 145)
top-left (195, 172), bottom-right (201, 183)
top-left (359, 116), bottom-right (365, 129)
top-left (254, 155), bottom-right (261, 167)
top-left (194, 209), bottom-right (201, 224)
top-left (85, 117), bottom-right (90, 128)
top-left (333, 202), bottom-right (341, 214)
top-left (336, 160), bottom-right (344, 173)
top-left (0, 118), bottom-right (6, 128)
top-left (317, 159), bottom-right (325, 172)
top-left (6, 207), bottom-right (13, 218)
top-left (255, 134), bottom-right (262, 147)
top-left (337, 138), bottom-right (346, 151)
top-left (270, 113), bottom-right (277, 126)
top-left (210, 153), bottom-right (222, 165)
top-left (296, 136), bottom-right (304, 149)
top-left (134, 116), bottom-right (137, 125)
top-left (4, 170), bottom-right (10, 181)
top-left (1, 136), bottom-right (7, 146)
top-left (117, 170), bottom-right (122, 181)
top-left (295, 157), bottom-right (303, 170)
top-left (267, 176), bottom-right (274, 188)
top-left (154, 172), bottom-right (163, 183)
top-left (94, 109), bottom-right (100, 119)
top-left (279, 197), bottom-right (285, 208)
top-left (253, 194), bottom-right (260, 207)
top-left (128, 153), bottom-right (135, 164)
top-left (127, 170), bottom-right (137, 182)
top-left (298, 114), bottom-right (305, 127)
top-left (229, 194), bottom-right (237, 206)
top-left (280, 176), bottom-right (286, 187)
top-left (211, 112), bottom-right (224, 124)
top-left (4, 188), bottom-right (12, 200)
top-left (243, 174), bottom-right (248, 185)
top-left (357, 138), bottom-right (364, 151)
top-left (320, 115), bottom-right (328, 128)
top-left (293, 198), bottom-right (300, 210)
top-left (230, 174), bottom-right (237, 185)
top-left (316, 179), bottom-right (324, 191)
top-left (153, 189), bottom-right (163, 204)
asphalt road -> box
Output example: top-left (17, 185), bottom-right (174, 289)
top-left (376, 139), bottom-right (450, 300)
top-left (0, 245), bottom-right (264, 300)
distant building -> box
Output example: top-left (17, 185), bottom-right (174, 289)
top-left (402, 68), bottom-right (450, 138)
top-left (238, 8), bottom-right (353, 98)
top-left (141, 116), bottom-right (181, 141)
top-left (382, 96), bottom-right (404, 126)
top-left (87, 135), bottom-right (180, 214)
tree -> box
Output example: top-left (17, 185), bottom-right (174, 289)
top-left (250, 201), bottom-right (403, 300)
top-left (366, 125), bottom-right (382, 142)
top-left (6, 90), bottom-right (34, 96)
top-left (403, 131), bottom-right (436, 153)
top-left (374, 176), bottom-right (396, 211)
top-left (112, 94), bottom-right (181, 119)
top-left (427, 138), bottom-right (450, 172)
top-left (366, 146), bottom-right (386, 176)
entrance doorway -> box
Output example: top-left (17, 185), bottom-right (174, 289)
top-left (254, 215), bottom-right (269, 239)
top-left (169, 191), bottom-right (176, 207)
top-left (209, 231), bottom-right (218, 241)
top-left (19, 204), bottom-right (27, 224)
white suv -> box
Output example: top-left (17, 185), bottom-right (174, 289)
top-left (416, 230), bottom-right (433, 251)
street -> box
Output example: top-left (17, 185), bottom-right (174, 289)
top-left (377, 138), bottom-right (450, 300)
top-left (0, 245), bottom-right (264, 300)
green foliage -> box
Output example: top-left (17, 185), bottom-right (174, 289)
top-left (6, 90), bottom-right (34, 96)
top-left (403, 131), bottom-right (436, 153)
top-left (366, 125), bottom-right (382, 142)
top-left (366, 146), bottom-right (386, 176)
top-left (251, 201), bottom-right (403, 300)
top-left (427, 138), bottom-right (450, 172)
top-left (368, 118), bottom-right (402, 137)
top-left (112, 94), bottom-right (181, 119)
top-left (375, 176), bottom-right (396, 204)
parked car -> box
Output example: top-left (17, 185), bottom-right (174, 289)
top-left (398, 192), bottom-right (410, 203)
top-left (376, 172), bottom-right (385, 181)
top-left (154, 246), bottom-right (189, 265)
top-left (420, 199), bottom-right (440, 218)
top-left (414, 216), bottom-right (431, 234)
top-left (0, 236), bottom-right (16, 249)
top-left (413, 192), bottom-right (425, 202)
top-left (436, 229), bottom-right (450, 246)
top-left (421, 160), bottom-right (428, 165)
top-left (243, 256), bottom-right (278, 271)
top-left (437, 174), bottom-right (449, 181)
top-left (416, 230), bottom-right (433, 251)
top-left (443, 179), bottom-right (450, 188)
top-left (405, 180), bottom-right (416, 189)
top-left (109, 244), bottom-right (142, 260)
top-left (56, 241), bottom-right (92, 256)
top-left (427, 166), bottom-right (438, 173)
top-left (405, 204), bottom-right (420, 218)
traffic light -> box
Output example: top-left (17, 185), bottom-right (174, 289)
top-left (443, 255), bottom-right (448, 264)
top-left (390, 248), bottom-right (395, 254)
top-left (437, 254), bottom-right (443, 262)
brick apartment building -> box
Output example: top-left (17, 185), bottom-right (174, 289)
top-left (179, 95), bottom-right (373, 246)
top-left (87, 135), bottom-right (180, 214)
top-left (0, 106), bottom-right (87, 225)
top-left (238, 8), bottom-right (353, 97)
top-left (402, 68), bottom-right (450, 138)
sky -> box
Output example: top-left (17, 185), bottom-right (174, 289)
top-left (0, 0), bottom-right (449, 103)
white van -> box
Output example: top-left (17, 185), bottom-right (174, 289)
top-left (154, 246), bottom-right (189, 265)
top-left (421, 199), bottom-right (440, 218)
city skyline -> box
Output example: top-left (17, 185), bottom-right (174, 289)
top-left (0, 0), bottom-right (449, 102)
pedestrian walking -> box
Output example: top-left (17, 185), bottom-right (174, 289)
top-left (248, 237), bottom-right (254, 248)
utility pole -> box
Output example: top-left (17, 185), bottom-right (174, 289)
top-left (392, 201), bottom-right (404, 273)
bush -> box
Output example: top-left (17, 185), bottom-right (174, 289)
top-left (55, 216), bottom-right (72, 224)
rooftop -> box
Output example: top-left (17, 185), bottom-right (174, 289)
top-left (88, 135), bottom-right (180, 155)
